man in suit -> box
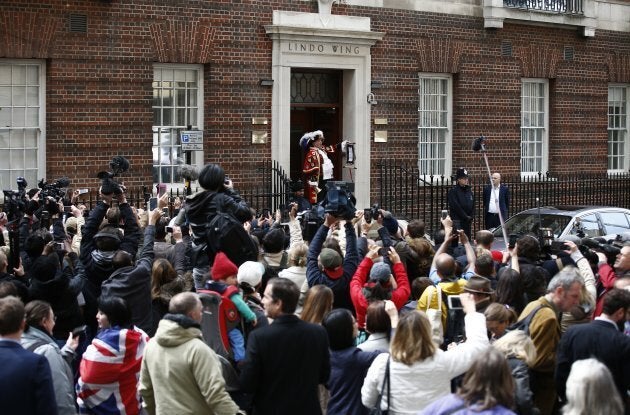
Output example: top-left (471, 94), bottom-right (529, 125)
top-left (240, 277), bottom-right (330, 414)
top-left (0, 295), bottom-right (58, 415)
top-left (556, 288), bottom-right (630, 411)
top-left (483, 172), bottom-right (510, 230)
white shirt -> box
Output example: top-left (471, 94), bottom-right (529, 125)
top-left (488, 186), bottom-right (500, 213)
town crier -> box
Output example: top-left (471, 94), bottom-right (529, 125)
top-left (301, 130), bottom-right (346, 204)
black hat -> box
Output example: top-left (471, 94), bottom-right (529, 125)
top-left (455, 168), bottom-right (469, 180)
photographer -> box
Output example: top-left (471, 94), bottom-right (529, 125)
top-left (79, 185), bottom-right (140, 334)
top-left (306, 213), bottom-right (359, 313)
top-left (173, 163), bottom-right (252, 289)
top-left (593, 242), bottom-right (630, 318)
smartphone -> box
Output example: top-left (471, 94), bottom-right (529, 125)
top-left (441, 209), bottom-right (448, 220)
top-left (64, 206), bottom-right (72, 213)
top-left (162, 207), bottom-right (169, 216)
top-left (447, 295), bottom-right (463, 310)
top-left (165, 226), bottom-right (173, 233)
top-left (72, 325), bottom-right (87, 338)
top-left (378, 246), bottom-right (389, 256)
top-left (364, 208), bottom-right (372, 223)
top-left (261, 208), bottom-right (270, 218)
top-left (77, 188), bottom-right (89, 195)
top-left (508, 234), bottom-right (519, 249)
top-left (56, 242), bottom-right (65, 250)
top-left (156, 183), bottom-right (167, 197)
top-left (148, 197), bottom-right (158, 211)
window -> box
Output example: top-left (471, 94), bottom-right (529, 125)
top-left (521, 79), bottom-right (548, 175)
top-left (0, 61), bottom-right (45, 190)
top-left (152, 65), bottom-right (203, 187)
top-left (418, 75), bottom-right (451, 177)
top-left (608, 85), bottom-right (629, 172)
top-left (600, 211), bottom-right (630, 235)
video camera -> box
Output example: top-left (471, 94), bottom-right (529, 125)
top-left (580, 237), bottom-right (622, 266)
top-left (321, 181), bottom-right (356, 220)
top-left (2, 177), bottom-right (29, 222)
top-left (97, 156), bottom-right (130, 195)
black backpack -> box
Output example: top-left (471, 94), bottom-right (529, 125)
top-left (206, 204), bottom-right (258, 267)
top-left (507, 304), bottom-right (549, 336)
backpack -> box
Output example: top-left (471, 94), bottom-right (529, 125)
top-left (507, 304), bottom-right (549, 336)
top-left (260, 251), bottom-right (289, 293)
top-left (206, 203), bottom-right (257, 267)
top-left (198, 288), bottom-right (242, 361)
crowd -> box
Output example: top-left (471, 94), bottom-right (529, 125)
top-left (0, 161), bottom-right (629, 415)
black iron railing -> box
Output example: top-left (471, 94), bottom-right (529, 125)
top-left (504, 0), bottom-right (584, 14)
top-left (376, 159), bottom-right (630, 235)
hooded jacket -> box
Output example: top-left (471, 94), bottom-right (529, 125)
top-left (139, 314), bottom-right (239, 415)
top-left (21, 326), bottom-right (77, 415)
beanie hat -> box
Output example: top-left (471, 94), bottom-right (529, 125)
top-left (319, 248), bottom-right (343, 279)
top-left (383, 216), bottom-right (399, 236)
top-left (30, 255), bottom-right (59, 282)
top-left (211, 252), bottom-right (238, 281)
top-left (237, 261), bottom-right (265, 288)
top-left (369, 262), bottom-right (391, 282)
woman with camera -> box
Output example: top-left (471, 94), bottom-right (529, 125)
top-left (350, 245), bottom-right (410, 331)
top-left (361, 293), bottom-right (489, 413)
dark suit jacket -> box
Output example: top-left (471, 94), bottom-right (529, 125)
top-left (483, 184), bottom-right (510, 220)
top-left (0, 339), bottom-right (58, 415)
top-left (556, 319), bottom-right (630, 403)
top-left (240, 314), bottom-right (330, 415)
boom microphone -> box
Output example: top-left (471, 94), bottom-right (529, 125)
top-left (180, 164), bottom-right (199, 181)
top-left (472, 135), bottom-right (486, 152)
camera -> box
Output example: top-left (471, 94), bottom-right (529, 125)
top-left (38, 177), bottom-right (70, 204)
top-left (97, 156), bottom-right (130, 195)
top-left (550, 240), bottom-right (569, 252)
top-left (2, 177), bottom-right (29, 222)
top-left (378, 247), bottom-right (389, 256)
top-left (581, 237), bottom-right (621, 266)
top-left (322, 181), bottom-right (356, 220)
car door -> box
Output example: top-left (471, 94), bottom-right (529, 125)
top-left (598, 210), bottom-right (630, 238)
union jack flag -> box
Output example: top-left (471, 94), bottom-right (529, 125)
top-left (77, 327), bottom-right (149, 415)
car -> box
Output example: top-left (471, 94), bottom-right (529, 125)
top-left (491, 205), bottom-right (630, 251)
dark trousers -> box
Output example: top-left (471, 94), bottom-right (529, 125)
top-left (485, 212), bottom-right (500, 229)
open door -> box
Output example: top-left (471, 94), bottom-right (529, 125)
top-left (289, 70), bottom-right (342, 184)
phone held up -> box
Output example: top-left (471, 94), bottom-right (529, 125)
top-left (447, 295), bottom-right (463, 310)
top-left (441, 209), bottom-right (448, 220)
top-left (72, 325), bottom-right (87, 338)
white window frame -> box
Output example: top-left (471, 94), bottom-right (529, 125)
top-left (607, 84), bottom-right (629, 173)
top-left (0, 59), bottom-right (46, 191)
top-left (520, 78), bottom-right (549, 177)
top-left (417, 73), bottom-right (452, 179)
top-left (152, 64), bottom-right (204, 191)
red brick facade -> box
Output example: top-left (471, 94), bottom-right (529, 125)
top-left (1, 1), bottom-right (629, 199)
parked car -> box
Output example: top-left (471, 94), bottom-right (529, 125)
top-left (491, 205), bottom-right (630, 250)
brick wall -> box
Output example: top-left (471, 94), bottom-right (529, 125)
top-left (0, 1), bottom-right (628, 202)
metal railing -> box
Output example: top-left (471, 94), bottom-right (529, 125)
top-left (376, 159), bottom-right (630, 235)
top-left (504, 0), bottom-right (584, 14)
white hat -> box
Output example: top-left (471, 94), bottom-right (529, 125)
top-left (237, 261), bottom-right (265, 288)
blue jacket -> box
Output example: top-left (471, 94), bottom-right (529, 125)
top-left (0, 339), bottom-right (58, 415)
top-left (327, 347), bottom-right (381, 415)
top-left (306, 222), bottom-right (359, 312)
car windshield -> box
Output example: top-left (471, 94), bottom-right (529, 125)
top-left (493, 213), bottom-right (573, 239)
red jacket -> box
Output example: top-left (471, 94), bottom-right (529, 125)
top-left (350, 257), bottom-right (411, 329)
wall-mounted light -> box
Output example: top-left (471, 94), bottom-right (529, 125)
top-left (367, 92), bottom-right (377, 105)
top-left (259, 79), bottom-right (274, 87)
top-left (370, 80), bottom-right (383, 89)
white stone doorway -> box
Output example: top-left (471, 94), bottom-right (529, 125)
top-left (265, 10), bottom-right (384, 208)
